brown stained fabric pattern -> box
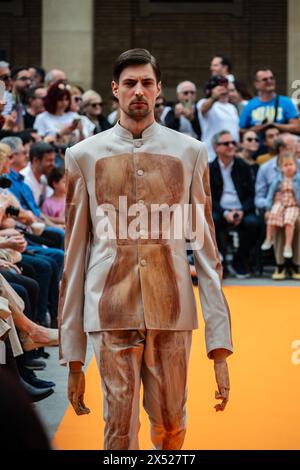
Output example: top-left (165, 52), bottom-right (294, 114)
top-left (95, 153), bottom-right (184, 328)
top-left (139, 244), bottom-right (180, 327)
top-left (143, 331), bottom-right (189, 450)
top-left (98, 331), bottom-right (144, 450)
top-left (64, 169), bottom-right (78, 251)
top-left (99, 246), bottom-right (144, 329)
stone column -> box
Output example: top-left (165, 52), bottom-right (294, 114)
top-left (287, 0), bottom-right (300, 97)
top-left (42, 0), bottom-right (93, 89)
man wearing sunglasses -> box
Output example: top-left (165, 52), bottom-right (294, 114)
top-left (240, 68), bottom-right (299, 135)
top-left (210, 130), bottom-right (259, 278)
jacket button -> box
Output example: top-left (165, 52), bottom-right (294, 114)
top-left (134, 140), bottom-right (142, 148)
top-left (137, 169), bottom-right (144, 176)
top-left (138, 199), bottom-right (145, 205)
top-left (140, 259), bottom-right (147, 267)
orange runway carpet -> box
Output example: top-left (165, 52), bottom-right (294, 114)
top-left (54, 286), bottom-right (300, 450)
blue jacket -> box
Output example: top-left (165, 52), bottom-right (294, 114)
top-left (266, 172), bottom-right (300, 209)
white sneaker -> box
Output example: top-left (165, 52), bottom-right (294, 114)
top-left (283, 246), bottom-right (293, 258)
top-left (261, 239), bottom-right (273, 250)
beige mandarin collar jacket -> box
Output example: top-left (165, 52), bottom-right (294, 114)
top-left (59, 121), bottom-right (233, 365)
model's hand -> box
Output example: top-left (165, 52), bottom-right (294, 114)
top-left (214, 360), bottom-right (230, 412)
top-left (68, 371), bottom-right (91, 416)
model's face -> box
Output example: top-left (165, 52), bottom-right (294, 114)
top-left (112, 63), bottom-right (161, 121)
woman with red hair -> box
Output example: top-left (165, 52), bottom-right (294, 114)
top-left (33, 80), bottom-right (83, 144)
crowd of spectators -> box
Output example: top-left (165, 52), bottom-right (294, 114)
top-left (0, 54), bottom-right (300, 412)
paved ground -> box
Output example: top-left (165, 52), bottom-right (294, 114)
top-left (34, 275), bottom-right (300, 443)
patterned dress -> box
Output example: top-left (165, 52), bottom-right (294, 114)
top-left (268, 177), bottom-right (300, 227)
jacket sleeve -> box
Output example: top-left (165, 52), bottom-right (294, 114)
top-left (189, 144), bottom-right (233, 359)
top-left (58, 148), bottom-right (91, 366)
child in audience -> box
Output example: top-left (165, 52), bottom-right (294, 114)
top-left (41, 168), bottom-right (65, 225)
top-left (261, 153), bottom-right (300, 258)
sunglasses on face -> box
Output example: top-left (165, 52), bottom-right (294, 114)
top-left (90, 102), bottom-right (102, 107)
top-left (0, 74), bottom-right (10, 82)
top-left (259, 76), bottom-right (275, 83)
top-left (217, 140), bottom-right (236, 147)
top-left (182, 90), bottom-right (196, 95)
top-left (246, 137), bottom-right (259, 143)
top-left (74, 96), bottom-right (82, 102)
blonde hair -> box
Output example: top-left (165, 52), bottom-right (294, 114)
top-left (278, 152), bottom-right (297, 168)
top-left (0, 143), bottom-right (11, 166)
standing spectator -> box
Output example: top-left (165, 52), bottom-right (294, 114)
top-left (81, 90), bottom-right (111, 134)
top-left (237, 130), bottom-right (260, 183)
top-left (210, 130), bottom-right (259, 278)
top-left (24, 87), bottom-right (47, 130)
top-left (240, 68), bottom-right (299, 135)
top-left (0, 61), bottom-right (13, 116)
top-left (154, 94), bottom-right (171, 125)
top-left (210, 55), bottom-right (235, 82)
top-left (228, 80), bottom-right (252, 116)
top-left (256, 124), bottom-right (280, 166)
top-left (197, 76), bottom-right (239, 161)
top-left (33, 80), bottom-right (83, 145)
top-left (44, 69), bottom-right (67, 89)
top-left (28, 66), bottom-right (46, 88)
top-left (11, 67), bottom-right (33, 129)
top-left (164, 81), bottom-right (201, 139)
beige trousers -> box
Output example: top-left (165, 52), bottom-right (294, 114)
top-left (90, 329), bottom-right (192, 450)
top-left (274, 216), bottom-right (300, 265)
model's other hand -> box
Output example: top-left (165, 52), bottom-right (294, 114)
top-left (214, 360), bottom-right (230, 412)
top-left (68, 370), bottom-right (91, 416)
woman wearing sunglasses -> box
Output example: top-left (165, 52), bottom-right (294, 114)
top-left (238, 130), bottom-right (260, 182)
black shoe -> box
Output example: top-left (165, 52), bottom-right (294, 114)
top-left (19, 377), bottom-right (54, 403)
top-left (19, 366), bottom-right (55, 389)
top-left (33, 348), bottom-right (50, 360)
top-left (24, 357), bottom-right (47, 371)
top-left (231, 259), bottom-right (251, 279)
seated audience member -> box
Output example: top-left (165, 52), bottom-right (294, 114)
top-left (256, 124), bottom-right (280, 165)
top-left (81, 90), bottom-right (111, 134)
top-left (255, 133), bottom-right (300, 280)
top-left (41, 167), bottom-right (65, 225)
top-left (33, 80), bottom-right (83, 145)
top-left (261, 153), bottom-right (300, 259)
top-left (240, 68), bottom-right (299, 135)
top-left (164, 81), bottom-right (201, 139)
top-left (197, 76), bottom-right (239, 161)
top-left (154, 94), bottom-right (171, 126)
top-left (44, 68), bottom-right (67, 89)
top-left (237, 130), bottom-right (260, 183)
top-left (28, 66), bottom-right (46, 88)
top-left (209, 130), bottom-right (259, 278)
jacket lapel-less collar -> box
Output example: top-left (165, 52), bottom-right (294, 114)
top-left (113, 120), bottom-right (161, 141)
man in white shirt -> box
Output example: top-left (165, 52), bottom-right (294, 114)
top-left (197, 76), bottom-right (239, 161)
top-left (21, 141), bottom-right (54, 207)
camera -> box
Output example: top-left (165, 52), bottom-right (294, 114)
top-left (0, 175), bottom-right (12, 189)
top-left (5, 205), bottom-right (20, 217)
top-left (233, 212), bottom-right (239, 221)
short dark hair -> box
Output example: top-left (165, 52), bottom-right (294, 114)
top-left (48, 167), bottom-right (64, 188)
top-left (213, 55), bottom-right (232, 73)
top-left (11, 66), bottom-right (29, 80)
top-left (254, 68), bottom-right (273, 81)
top-left (260, 123), bottom-right (279, 142)
top-left (29, 65), bottom-right (46, 83)
top-left (29, 141), bottom-right (54, 163)
top-left (112, 48), bottom-right (161, 83)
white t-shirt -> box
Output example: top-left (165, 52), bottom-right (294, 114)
top-left (33, 111), bottom-right (79, 137)
top-left (197, 99), bottom-right (240, 161)
top-left (20, 164), bottom-right (53, 207)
